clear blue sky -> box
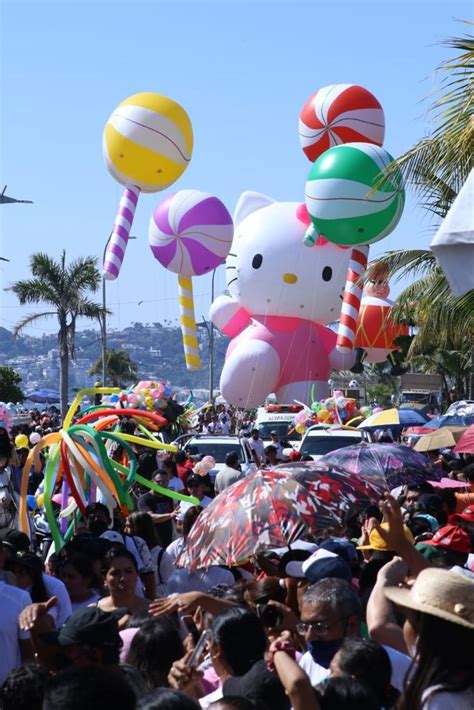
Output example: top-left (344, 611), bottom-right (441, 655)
top-left (0, 0), bottom-right (470, 336)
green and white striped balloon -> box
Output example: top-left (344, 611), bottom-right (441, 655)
top-left (304, 142), bottom-right (405, 246)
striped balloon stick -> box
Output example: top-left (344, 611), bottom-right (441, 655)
top-left (178, 275), bottom-right (201, 371)
top-left (103, 185), bottom-right (140, 280)
top-left (336, 245), bottom-right (370, 353)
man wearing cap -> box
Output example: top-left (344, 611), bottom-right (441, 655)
top-left (287, 549), bottom-right (411, 692)
top-left (38, 607), bottom-right (146, 697)
top-left (214, 451), bottom-right (244, 494)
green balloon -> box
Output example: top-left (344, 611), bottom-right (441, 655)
top-left (304, 142), bottom-right (405, 247)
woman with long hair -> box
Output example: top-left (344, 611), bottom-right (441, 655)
top-left (96, 545), bottom-right (150, 616)
top-left (384, 567), bottom-right (474, 708)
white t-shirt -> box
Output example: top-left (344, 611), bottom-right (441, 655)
top-left (44, 574), bottom-right (72, 627)
top-left (177, 495), bottom-right (212, 520)
top-left (299, 644), bottom-right (412, 692)
top-left (250, 438), bottom-right (265, 462)
top-left (150, 544), bottom-right (174, 596)
top-left (168, 476), bottom-right (185, 493)
top-left (166, 537), bottom-right (186, 564)
top-left (0, 582), bottom-right (32, 684)
top-left (71, 593), bottom-right (101, 612)
top-left (422, 685), bottom-right (474, 709)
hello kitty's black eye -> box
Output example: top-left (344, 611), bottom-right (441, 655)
top-left (322, 266), bottom-right (332, 282)
top-left (252, 254), bottom-right (263, 269)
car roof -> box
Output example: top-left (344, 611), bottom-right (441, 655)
top-left (186, 436), bottom-right (243, 443)
top-left (303, 427), bottom-right (363, 437)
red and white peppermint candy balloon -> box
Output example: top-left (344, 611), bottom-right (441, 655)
top-left (299, 84), bottom-right (385, 163)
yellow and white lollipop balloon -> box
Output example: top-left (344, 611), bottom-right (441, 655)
top-left (103, 92), bottom-right (193, 280)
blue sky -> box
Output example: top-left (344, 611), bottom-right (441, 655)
top-left (0, 0), bottom-right (470, 336)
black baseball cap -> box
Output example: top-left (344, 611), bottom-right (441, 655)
top-left (43, 607), bottom-right (121, 647)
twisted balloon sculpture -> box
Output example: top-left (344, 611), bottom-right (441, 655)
top-left (19, 388), bottom-right (199, 551)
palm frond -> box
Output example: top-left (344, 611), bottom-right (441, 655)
top-left (13, 311), bottom-right (57, 337)
top-left (371, 29), bottom-right (473, 219)
top-left (8, 278), bottom-right (60, 307)
top-left (365, 250), bottom-right (437, 284)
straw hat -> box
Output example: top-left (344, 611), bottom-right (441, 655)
top-left (385, 567), bottom-right (474, 629)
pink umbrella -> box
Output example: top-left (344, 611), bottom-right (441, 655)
top-left (454, 424), bottom-right (474, 454)
top-left (428, 478), bottom-right (469, 489)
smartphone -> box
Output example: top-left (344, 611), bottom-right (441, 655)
top-left (181, 614), bottom-right (201, 645)
top-left (186, 629), bottom-right (211, 669)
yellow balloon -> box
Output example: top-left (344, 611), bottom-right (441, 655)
top-left (295, 423), bottom-right (306, 434)
top-left (103, 92), bottom-right (194, 193)
top-left (319, 409), bottom-right (329, 421)
top-left (36, 493), bottom-right (44, 508)
top-left (14, 434), bottom-right (29, 449)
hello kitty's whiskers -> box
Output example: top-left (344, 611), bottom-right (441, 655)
top-left (225, 266), bottom-right (237, 270)
top-left (227, 277), bottom-right (238, 286)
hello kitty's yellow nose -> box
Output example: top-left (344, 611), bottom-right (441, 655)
top-left (283, 272), bottom-right (298, 284)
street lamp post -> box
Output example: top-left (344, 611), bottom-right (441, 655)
top-left (209, 269), bottom-right (216, 403)
top-left (100, 235), bottom-right (112, 387)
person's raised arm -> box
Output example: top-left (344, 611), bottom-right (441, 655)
top-left (375, 494), bottom-right (430, 576)
top-left (366, 557), bottom-right (409, 653)
top-left (269, 638), bottom-right (320, 710)
top-left (149, 591), bottom-right (238, 618)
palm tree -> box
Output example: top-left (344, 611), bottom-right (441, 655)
top-left (9, 251), bottom-right (106, 419)
top-left (89, 348), bottom-right (139, 388)
top-left (369, 29), bottom-right (474, 395)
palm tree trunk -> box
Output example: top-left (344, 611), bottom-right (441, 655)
top-left (59, 326), bottom-right (69, 422)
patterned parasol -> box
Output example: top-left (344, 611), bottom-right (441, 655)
top-left (320, 442), bottom-right (439, 490)
top-left (177, 464), bottom-right (380, 569)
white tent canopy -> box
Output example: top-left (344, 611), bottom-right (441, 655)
top-left (430, 169), bottom-right (474, 296)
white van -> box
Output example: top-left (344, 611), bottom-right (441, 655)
top-left (255, 404), bottom-right (304, 449)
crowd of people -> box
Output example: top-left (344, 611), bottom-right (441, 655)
top-left (0, 402), bottom-right (473, 709)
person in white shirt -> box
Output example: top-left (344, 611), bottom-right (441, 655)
top-left (270, 431), bottom-right (285, 460)
top-left (249, 429), bottom-right (265, 468)
top-left (298, 576), bottom-right (410, 692)
top-left (163, 460), bottom-right (185, 493)
top-left (177, 475), bottom-right (212, 521)
top-left (0, 581), bottom-right (33, 683)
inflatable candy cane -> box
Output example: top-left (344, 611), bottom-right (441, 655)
top-left (103, 186), bottom-right (140, 279)
top-left (178, 275), bottom-right (201, 370)
top-left (336, 245), bottom-right (370, 353)
top-left (149, 190), bottom-right (233, 371)
top-left (102, 92), bottom-right (193, 280)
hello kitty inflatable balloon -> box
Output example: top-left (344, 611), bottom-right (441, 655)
top-left (210, 192), bottom-right (355, 407)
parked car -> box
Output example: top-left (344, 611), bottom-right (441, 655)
top-left (299, 426), bottom-right (366, 461)
top-left (183, 435), bottom-right (257, 480)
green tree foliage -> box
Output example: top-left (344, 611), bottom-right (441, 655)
top-left (9, 251), bottom-right (106, 418)
top-left (0, 367), bottom-right (24, 403)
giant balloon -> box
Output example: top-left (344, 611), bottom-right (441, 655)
top-left (299, 84), bottom-right (385, 163)
top-left (103, 92), bottom-right (193, 280)
top-left (149, 190), bottom-right (233, 276)
top-left (304, 142), bottom-right (405, 247)
top-left (149, 190), bottom-right (233, 371)
top-left (209, 192), bottom-right (354, 407)
top-left (353, 276), bottom-right (409, 374)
